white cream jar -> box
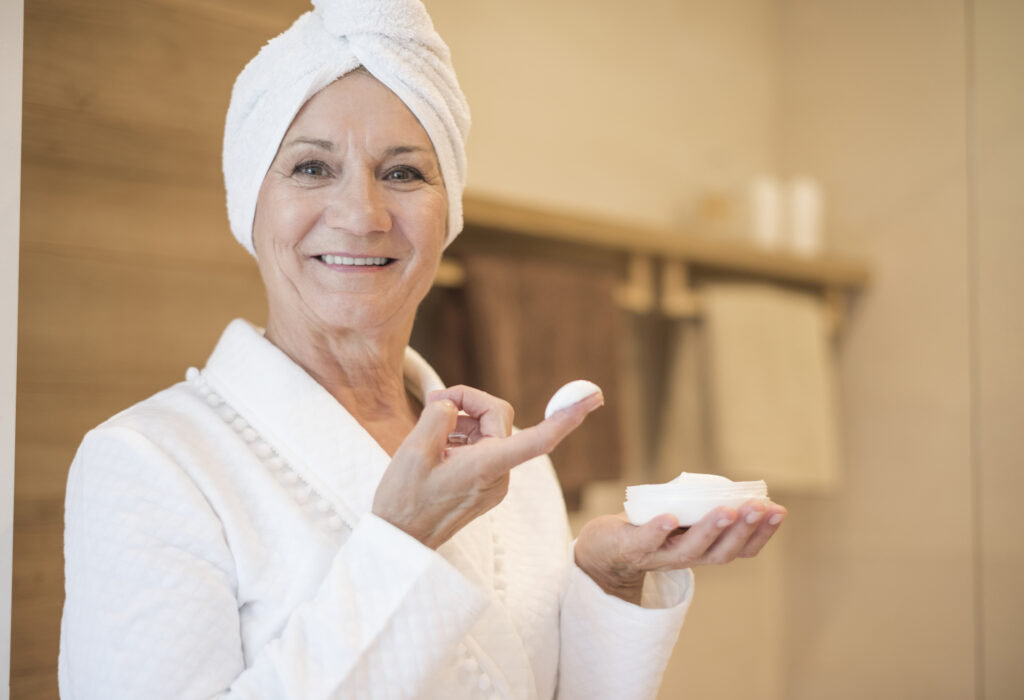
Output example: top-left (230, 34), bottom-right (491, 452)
top-left (624, 472), bottom-right (769, 527)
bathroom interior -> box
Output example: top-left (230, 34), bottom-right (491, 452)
top-left (2, 0), bottom-right (1022, 697)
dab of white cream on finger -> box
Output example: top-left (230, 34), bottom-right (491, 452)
top-left (544, 380), bottom-right (603, 419)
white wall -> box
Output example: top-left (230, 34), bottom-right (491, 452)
top-left (429, 1), bottom-right (1024, 696)
top-left (427, 0), bottom-right (781, 231)
top-left (776, 0), bottom-right (1023, 696)
top-left (426, 4), bottom-right (787, 696)
top-left (1, 1), bottom-right (23, 696)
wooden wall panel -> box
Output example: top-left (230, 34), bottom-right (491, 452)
top-left (16, 0), bottom-right (307, 695)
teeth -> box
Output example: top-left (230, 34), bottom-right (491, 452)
top-left (321, 255), bottom-right (389, 266)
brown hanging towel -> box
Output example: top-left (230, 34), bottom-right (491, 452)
top-left (460, 251), bottom-right (625, 510)
top-left (411, 284), bottom-right (480, 390)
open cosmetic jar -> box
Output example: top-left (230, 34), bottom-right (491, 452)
top-left (624, 472), bottom-right (769, 527)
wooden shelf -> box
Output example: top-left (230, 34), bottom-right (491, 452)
top-left (461, 192), bottom-right (870, 291)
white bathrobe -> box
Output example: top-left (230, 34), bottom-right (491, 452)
top-left (59, 319), bottom-right (692, 699)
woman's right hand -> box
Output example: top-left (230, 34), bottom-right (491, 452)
top-left (372, 385), bottom-right (602, 549)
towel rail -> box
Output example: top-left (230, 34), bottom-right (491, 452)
top-left (433, 192), bottom-right (869, 330)
top-left (461, 193), bottom-right (869, 289)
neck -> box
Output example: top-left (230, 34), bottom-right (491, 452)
top-left (264, 314), bottom-right (421, 454)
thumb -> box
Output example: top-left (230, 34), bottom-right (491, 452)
top-left (393, 398), bottom-right (458, 468)
top-left (627, 514), bottom-right (679, 556)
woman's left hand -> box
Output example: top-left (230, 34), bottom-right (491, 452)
top-left (574, 500), bottom-right (787, 605)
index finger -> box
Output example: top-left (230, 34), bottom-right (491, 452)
top-left (460, 390), bottom-right (603, 478)
top-left (428, 385), bottom-right (513, 438)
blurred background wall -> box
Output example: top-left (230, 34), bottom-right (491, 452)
top-left (13, 0), bottom-right (1023, 697)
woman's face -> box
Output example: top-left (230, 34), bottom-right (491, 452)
top-left (253, 70), bottom-right (447, 341)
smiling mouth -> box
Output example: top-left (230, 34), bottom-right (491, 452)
top-left (317, 255), bottom-right (395, 267)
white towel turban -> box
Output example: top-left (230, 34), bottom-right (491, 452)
top-left (223, 0), bottom-right (471, 257)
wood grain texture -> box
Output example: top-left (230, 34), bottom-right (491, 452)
top-left (15, 0), bottom-right (306, 694)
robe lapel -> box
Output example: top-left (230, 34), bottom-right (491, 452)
top-left (202, 320), bottom-right (537, 698)
top-left (201, 319), bottom-right (482, 533)
top-left (202, 319), bottom-right (395, 529)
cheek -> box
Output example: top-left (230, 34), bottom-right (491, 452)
top-left (408, 195), bottom-right (448, 254)
top-left (254, 188), bottom-right (321, 254)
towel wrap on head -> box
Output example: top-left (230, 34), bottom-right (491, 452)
top-left (223, 0), bottom-right (471, 257)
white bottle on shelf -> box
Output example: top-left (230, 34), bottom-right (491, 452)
top-left (749, 175), bottom-right (783, 250)
top-left (788, 176), bottom-right (824, 257)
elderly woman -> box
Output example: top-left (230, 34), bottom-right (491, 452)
top-left (59, 1), bottom-right (785, 698)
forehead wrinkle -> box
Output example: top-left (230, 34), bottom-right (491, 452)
top-left (283, 137), bottom-right (335, 151)
top-left (282, 138), bottom-right (432, 158)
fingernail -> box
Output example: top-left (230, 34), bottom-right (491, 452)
top-left (745, 511), bottom-right (763, 525)
top-left (447, 432), bottom-right (470, 447)
top-left (716, 517), bottom-right (733, 528)
top-left (544, 380), bottom-right (602, 419)
top-left (769, 513), bottom-right (784, 526)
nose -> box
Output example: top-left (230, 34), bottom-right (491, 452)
top-left (323, 171), bottom-right (392, 235)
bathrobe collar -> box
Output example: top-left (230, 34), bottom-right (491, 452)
top-left (200, 318), bottom-right (445, 530)
top-left (201, 319), bottom-right (539, 697)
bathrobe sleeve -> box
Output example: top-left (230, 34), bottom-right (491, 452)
top-left (58, 426), bottom-right (488, 700)
top-left (501, 451), bottom-right (693, 699)
top-left (557, 557), bottom-right (692, 700)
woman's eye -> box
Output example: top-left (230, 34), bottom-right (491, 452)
top-left (294, 161), bottom-right (329, 178)
top-left (385, 166), bottom-right (423, 182)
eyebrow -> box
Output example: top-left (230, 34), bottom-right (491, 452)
top-left (383, 145), bottom-right (430, 157)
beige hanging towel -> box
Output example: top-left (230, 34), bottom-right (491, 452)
top-left (702, 282), bottom-right (841, 492)
top-left (654, 321), bottom-right (710, 484)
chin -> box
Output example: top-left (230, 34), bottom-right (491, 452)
top-left (315, 300), bottom-right (417, 338)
